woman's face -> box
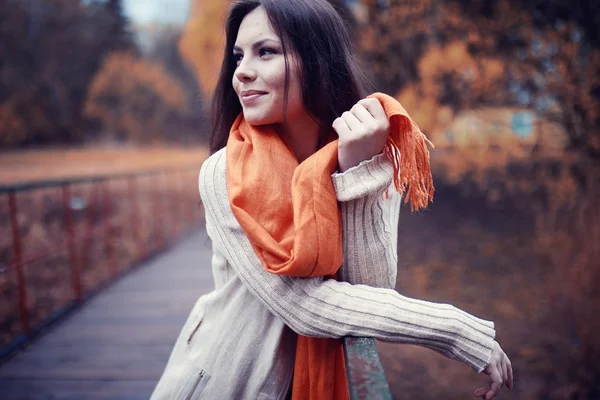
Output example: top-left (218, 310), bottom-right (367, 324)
top-left (232, 7), bottom-right (304, 126)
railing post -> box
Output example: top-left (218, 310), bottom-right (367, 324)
top-left (128, 177), bottom-right (143, 261)
top-left (176, 171), bottom-right (184, 235)
top-left (102, 181), bottom-right (116, 278)
top-left (8, 192), bottom-right (30, 335)
top-left (164, 171), bottom-right (176, 242)
top-left (343, 337), bottom-right (392, 400)
top-left (81, 182), bottom-right (99, 275)
top-left (188, 171), bottom-right (194, 230)
top-left (62, 184), bottom-right (82, 301)
top-left (179, 171), bottom-right (187, 233)
top-left (151, 176), bottom-right (161, 251)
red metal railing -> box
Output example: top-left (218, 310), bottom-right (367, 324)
top-left (0, 166), bottom-right (203, 360)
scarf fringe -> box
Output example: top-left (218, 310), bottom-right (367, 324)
top-left (385, 115), bottom-right (435, 212)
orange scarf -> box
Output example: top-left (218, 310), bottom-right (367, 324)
top-left (226, 92), bottom-right (434, 400)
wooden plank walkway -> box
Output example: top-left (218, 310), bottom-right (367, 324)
top-left (0, 228), bottom-right (214, 400)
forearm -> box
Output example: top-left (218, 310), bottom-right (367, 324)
top-left (333, 152), bottom-right (400, 288)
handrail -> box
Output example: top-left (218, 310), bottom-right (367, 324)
top-left (344, 337), bottom-right (392, 399)
top-left (1, 164), bottom-right (204, 361)
top-left (0, 164), bottom-right (197, 193)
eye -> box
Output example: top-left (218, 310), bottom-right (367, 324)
top-left (233, 53), bottom-right (243, 65)
top-left (259, 47), bottom-right (277, 57)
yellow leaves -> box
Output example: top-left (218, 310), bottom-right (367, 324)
top-left (84, 52), bottom-right (187, 142)
top-left (396, 85), bottom-right (454, 135)
top-left (88, 52), bottom-right (186, 110)
top-left (417, 41), bottom-right (505, 100)
top-left (444, 42), bottom-right (470, 67)
top-left (396, 41), bottom-right (507, 144)
top-left (179, 0), bottom-right (230, 97)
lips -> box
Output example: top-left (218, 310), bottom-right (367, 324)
top-left (240, 90), bottom-right (267, 105)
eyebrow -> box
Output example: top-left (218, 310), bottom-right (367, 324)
top-left (233, 38), bottom-right (280, 52)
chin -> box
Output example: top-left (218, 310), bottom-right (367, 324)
top-left (243, 110), bottom-right (279, 126)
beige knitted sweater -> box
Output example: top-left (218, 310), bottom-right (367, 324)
top-left (150, 148), bottom-right (496, 400)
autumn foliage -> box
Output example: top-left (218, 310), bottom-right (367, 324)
top-left (84, 53), bottom-right (187, 143)
top-left (0, 0), bottom-right (136, 147)
top-left (179, 0), bottom-right (230, 97)
top-left (0, 0), bottom-right (204, 148)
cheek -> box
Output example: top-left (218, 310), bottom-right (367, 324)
top-left (284, 70), bottom-right (304, 115)
top-left (265, 63), bottom-right (288, 97)
top-left (232, 75), bottom-right (240, 96)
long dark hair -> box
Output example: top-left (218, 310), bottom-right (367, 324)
top-left (209, 0), bottom-right (371, 154)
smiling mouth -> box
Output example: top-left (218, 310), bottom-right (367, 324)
top-left (241, 92), bottom-right (266, 105)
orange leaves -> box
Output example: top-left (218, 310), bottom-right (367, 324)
top-left (179, 0), bottom-right (230, 97)
top-left (84, 52), bottom-right (187, 142)
top-left (0, 0), bottom-right (136, 147)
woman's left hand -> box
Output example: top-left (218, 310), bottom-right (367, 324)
top-left (333, 98), bottom-right (390, 172)
top-left (473, 340), bottom-right (514, 399)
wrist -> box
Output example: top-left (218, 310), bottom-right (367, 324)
top-left (337, 143), bottom-right (377, 172)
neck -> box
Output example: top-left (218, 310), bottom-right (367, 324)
top-left (276, 113), bottom-right (322, 163)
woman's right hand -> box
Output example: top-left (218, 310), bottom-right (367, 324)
top-left (473, 340), bottom-right (514, 399)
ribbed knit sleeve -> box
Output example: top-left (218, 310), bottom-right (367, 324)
top-left (332, 153), bottom-right (400, 289)
top-left (199, 149), bottom-right (496, 373)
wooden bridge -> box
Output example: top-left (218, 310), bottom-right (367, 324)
top-left (0, 227), bottom-right (391, 400)
top-left (0, 229), bottom-right (214, 399)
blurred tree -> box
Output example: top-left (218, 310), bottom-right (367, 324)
top-left (355, 0), bottom-right (434, 94)
top-left (356, 0), bottom-right (599, 162)
top-left (179, 0), bottom-right (230, 97)
top-left (146, 24), bottom-right (209, 143)
top-left (396, 40), bottom-right (504, 134)
top-left (445, 0), bottom-right (600, 161)
top-left (0, 0), bottom-right (136, 147)
top-left (84, 52), bottom-right (187, 143)
top-left (103, 0), bottom-right (134, 52)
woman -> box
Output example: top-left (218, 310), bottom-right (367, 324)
top-left (151, 1), bottom-right (513, 399)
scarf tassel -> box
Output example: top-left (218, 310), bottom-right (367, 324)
top-left (385, 115), bottom-right (435, 211)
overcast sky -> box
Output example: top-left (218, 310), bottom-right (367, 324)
top-left (123, 0), bottom-right (191, 25)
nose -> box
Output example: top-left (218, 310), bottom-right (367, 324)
top-left (234, 57), bottom-right (257, 83)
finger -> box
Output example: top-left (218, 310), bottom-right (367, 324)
top-left (332, 117), bottom-right (351, 137)
top-left (490, 365), bottom-right (503, 386)
top-left (487, 381), bottom-right (502, 399)
top-left (507, 358), bottom-right (514, 390)
top-left (341, 111), bottom-right (362, 132)
top-left (501, 357), bottom-right (509, 388)
top-left (358, 98), bottom-right (387, 122)
top-left (350, 103), bottom-right (375, 124)
top-left (484, 366), bottom-right (502, 399)
top-left (473, 386), bottom-right (489, 397)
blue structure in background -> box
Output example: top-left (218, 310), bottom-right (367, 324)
top-left (511, 111), bottom-right (534, 139)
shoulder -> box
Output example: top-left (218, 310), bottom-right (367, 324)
top-left (198, 147), bottom-right (227, 205)
top-left (199, 147), bottom-right (227, 179)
